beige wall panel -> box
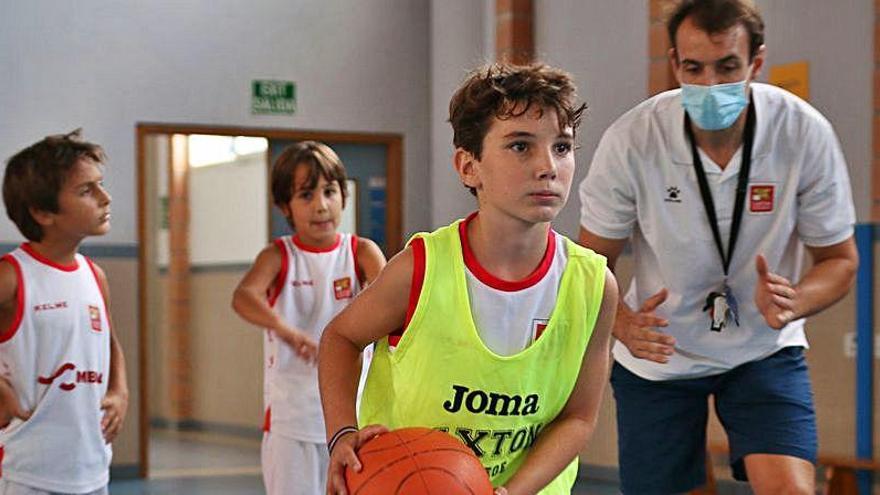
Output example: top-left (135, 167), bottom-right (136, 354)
top-left (806, 290), bottom-right (858, 458)
top-left (95, 258), bottom-right (139, 466)
top-left (579, 383), bottom-right (617, 469)
top-left (189, 270), bottom-right (263, 429)
top-left (578, 254), bottom-right (634, 469)
top-left (149, 275), bottom-right (169, 421)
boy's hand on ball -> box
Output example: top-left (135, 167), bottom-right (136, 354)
top-left (327, 424), bottom-right (389, 495)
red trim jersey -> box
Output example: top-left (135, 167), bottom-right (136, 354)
top-left (264, 234), bottom-right (362, 442)
top-left (394, 213), bottom-right (566, 355)
top-left (0, 244), bottom-right (111, 493)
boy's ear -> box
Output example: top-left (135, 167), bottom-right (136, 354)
top-left (28, 207), bottom-right (54, 228)
top-left (453, 148), bottom-right (481, 191)
top-left (277, 203), bottom-right (292, 219)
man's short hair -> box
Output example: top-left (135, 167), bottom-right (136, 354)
top-left (667, 0), bottom-right (765, 61)
top-left (271, 140), bottom-right (348, 211)
top-left (3, 129), bottom-right (106, 242)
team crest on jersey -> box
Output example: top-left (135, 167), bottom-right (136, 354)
top-left (749, 184), bottom-right (775, 213)
top-left (333, 277), bottom-right (353, 300)
top-left (88, 305), bottom-right (102, 332)
top-left (531, 318), bottom-right (550, 341)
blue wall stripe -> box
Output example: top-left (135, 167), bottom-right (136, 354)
top-left (855, 223), bottom-right (875, 493)
top-left (0, 242), bottom-right (137, 258)
top-left (109, 464), bottom-right (141, 480)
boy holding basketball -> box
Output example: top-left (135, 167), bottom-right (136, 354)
top-left (0, 130), bottom-right (128, 495)
top-left (319, 64), bottom-right (617, 495)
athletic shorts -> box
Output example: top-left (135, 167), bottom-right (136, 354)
top-left (611, 346), bottom-right (817, 494)
top-left (0, 479), bottom-right (107, 495)
top-left (261, 432), bottom-right (328, 495)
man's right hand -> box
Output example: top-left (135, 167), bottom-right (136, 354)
top-left (614, 288), bottom-right (675, 363)
top-left (0, 378), bottom-right (30, 428)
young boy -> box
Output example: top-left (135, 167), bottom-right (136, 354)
top-left (319, 64), bottom-right (618, 495)
top-left (231, 141), bottom-right (386, 495)
top-left (0, 129), bottom-right (129, 495)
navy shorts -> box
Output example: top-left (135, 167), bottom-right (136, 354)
top-left (611, 346), bottom-right (817, 494)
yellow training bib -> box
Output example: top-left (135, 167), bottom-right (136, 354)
top-left (360, 219), bottom-right (607, 493)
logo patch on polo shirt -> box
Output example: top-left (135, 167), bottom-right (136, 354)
top-left (333, 277), bottom-right (352, 300)
top-left (749, 184), bottom-right (775, 213)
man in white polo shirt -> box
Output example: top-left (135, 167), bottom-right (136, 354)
top-left (578, 1), bottom-right (858, 494)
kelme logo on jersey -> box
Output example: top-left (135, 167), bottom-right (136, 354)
top-left (333, 277), bottom-right (352, 300)
top-left (88, 305), bottom-right (102, 332)
top-left (37, 362), bottom-right (104, 391)
top-left (442, 384), bottom-right (539, 416)
top-left (33, 301), bottom-right (68, 312)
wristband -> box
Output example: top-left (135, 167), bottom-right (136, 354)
top-left (328, 425), bottom-right (359, 455)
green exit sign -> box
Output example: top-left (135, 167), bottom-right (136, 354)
top-left (252, 80), bottom-right (296, 115)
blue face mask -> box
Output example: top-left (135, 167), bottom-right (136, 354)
top-left (680, 80), bottom-right (748, 131)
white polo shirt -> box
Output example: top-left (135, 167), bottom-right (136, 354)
top-left (579, 83), bottom-right (855, 380)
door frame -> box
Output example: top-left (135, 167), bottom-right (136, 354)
top-left (135, 123), bottom-right (403, 476)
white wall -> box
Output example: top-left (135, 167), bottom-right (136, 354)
top-left (429, 0), bottom-right (495, 228)
top-left (0, 0), bottom-right (430, 244)
top-left (756, 0), bottom-right (873, 220)
top-left (536, 0), bottom-right (649, 239)
top-left (190, 153), bottom-right (267, 266)
top-left (429, 1), bottom-right (649, 236)
top-left (533, 0), bottom-right (873, 231)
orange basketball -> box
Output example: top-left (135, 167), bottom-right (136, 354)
top-left (345, 427), bottom-right (493, 495)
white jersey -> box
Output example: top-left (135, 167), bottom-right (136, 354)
top-left (397, 213), bottom-right (567, 356)
top-left (264, 234), bottom-right (362, 443)
top-left (0, 244), bottom-right (111, 493)
top-left (579, 83), bottom-right (855, 380)
top-left (460, 218), bottom-right (567, 356)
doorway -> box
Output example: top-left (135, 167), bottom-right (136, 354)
top-left (135, 124), bottom-right (403, 477)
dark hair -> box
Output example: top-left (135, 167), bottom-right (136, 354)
top-left (448, 63), bottom-right (586, 195)
top-left (271, 141), bottom-right (348, 218)
top-left (667, 0), bottom-right (764, 61)
top-left (3, 129), bottom-right (106, 242)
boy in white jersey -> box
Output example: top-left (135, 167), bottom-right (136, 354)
top-left (319, 64), bottom-right (618, 495)
top-left (0, 130), bottom-right (129, 495)
top-left (232, 141), bottom-right (386, 495)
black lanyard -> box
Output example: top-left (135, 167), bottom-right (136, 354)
top-left (684, 101), bottom-right (756, 277)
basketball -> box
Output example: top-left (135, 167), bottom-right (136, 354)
top-left (345, 427), bottom-right (493, 494)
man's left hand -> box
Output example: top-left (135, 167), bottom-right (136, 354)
top-left (755, 254), bottom-right (798, 329)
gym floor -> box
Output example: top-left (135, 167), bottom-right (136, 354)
top-left (107, 428), bottom-right (621, 494)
